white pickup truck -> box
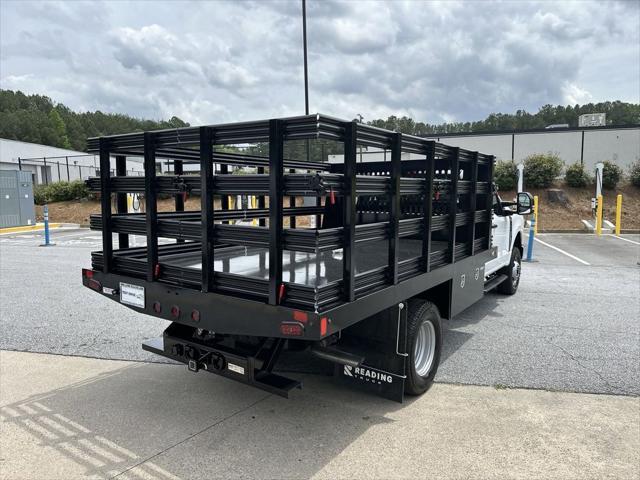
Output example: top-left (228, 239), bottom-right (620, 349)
top-left (484, 191), bottom-right (533, 294)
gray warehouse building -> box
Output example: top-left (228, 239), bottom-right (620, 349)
top-left (424, 124), bottom-right (640, 172)
top-left (329, 124), bottom-right (639, 174)
top-left (0, 138), bottom-right (144, 185)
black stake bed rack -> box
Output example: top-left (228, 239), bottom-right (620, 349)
top-left (82, 113), bottom-right (495, 398)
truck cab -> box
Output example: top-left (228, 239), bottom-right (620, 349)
top-left (485, 191), bottom-right (533, 294)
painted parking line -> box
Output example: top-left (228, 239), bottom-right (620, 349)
top-left (607, 235), bottom-right (640, 246)
top-left (531, 236), bottom-right (591, 265)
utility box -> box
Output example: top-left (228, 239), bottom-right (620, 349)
top-left (579, 113), bottom-right (606, 127)
top-left (0, 170), bottom-right (36, 228)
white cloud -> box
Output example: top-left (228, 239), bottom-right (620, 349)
top-left (562, 82), bottom-right (593, 106)
top-left (0, 0), bottom-right (637, 126)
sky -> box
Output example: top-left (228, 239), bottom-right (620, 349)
top-left (1, 0), bottom-right (638, 126)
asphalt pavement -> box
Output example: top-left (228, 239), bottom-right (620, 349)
top-left (1, 228), bottom-right (638, 396)
top-left (2, 350), bottom-right (638, 480)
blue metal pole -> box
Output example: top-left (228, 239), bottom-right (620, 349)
top-left (526, 216), bottom-right (535, 262)
top-left (43, 204), bottom-right (50, 246)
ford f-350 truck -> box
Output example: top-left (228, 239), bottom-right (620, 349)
top-left (83, 114), bottom-right (532, 402)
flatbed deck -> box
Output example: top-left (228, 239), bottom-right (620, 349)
top-left (84, 113), bottom-right (494, 336)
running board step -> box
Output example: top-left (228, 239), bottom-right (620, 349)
top-left (484, 273), bottom-right (508, 293)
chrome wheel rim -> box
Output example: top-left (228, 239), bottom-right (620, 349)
top-left (414, 320), bottom-right (436, 377)
top-left (511, 259), bottom-right (521, 288)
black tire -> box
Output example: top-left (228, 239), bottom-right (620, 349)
top-left (497, 247), bottom-right (521, 295)
top-left (405, 300), bottom-right (442, 396)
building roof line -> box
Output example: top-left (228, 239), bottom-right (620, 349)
top-left (422, 123), bottom-right (640, 138)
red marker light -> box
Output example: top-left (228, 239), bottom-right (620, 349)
top-left (171, 305), bottom-right (180, 318)
top-left (278, 283), bottom-right (286, 303)
top-left (320, 317), bottom-right (328, 336)
top-left (280, 322), bottom-right (304, 336)
top-left (293, 310), bottom-right (308, 323)
top-left (154, 264), bottom-right (161, 279)
top-left (153, 302), bottom-right (162, 313)
top-left (330, 189), bottom-right (336, 205)
top-left (191, 310), bottom-right (200, 322)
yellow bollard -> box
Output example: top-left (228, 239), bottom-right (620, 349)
top-left (533, 195), bottom-right (539, 234)
top-left (615, 194), bottom-right (622, 236)
top-left (595, 194), bottom-right (603, 236)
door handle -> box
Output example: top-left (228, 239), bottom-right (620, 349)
top-left (492, 224), bottom-right (498, 229)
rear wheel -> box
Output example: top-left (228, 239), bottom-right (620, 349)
top-left (497, 247), bottom-right (521, 295)
top-left (405, 300), bottom-right (442, 395)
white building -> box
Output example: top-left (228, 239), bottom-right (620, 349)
top-left (0, 138), bottom-right (145, 185)
top-left (424, 125), bottom-right (639, 172)
top-left (328, 124), bottom-right (640, 174)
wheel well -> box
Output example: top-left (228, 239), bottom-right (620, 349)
top-left (413, 280), bottom-right (451, 320)
top-left (513, 232), bottom-right (523, 256)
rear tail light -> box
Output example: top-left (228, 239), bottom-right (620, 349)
top-left (280, 322), bottom-right (304, 336)
top-left (88, 279), bottom-right (101, 291)
top-left (82, 269), bottom-right (94, 279)
top-left (320, 317), bottom-right (328, 336)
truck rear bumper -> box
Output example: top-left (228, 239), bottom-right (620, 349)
top-left (142, 323), bottom-right (302, 398)
top-left (82, 269), bottom-right (328, 340)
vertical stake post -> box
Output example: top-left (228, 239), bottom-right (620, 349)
top-left (144, 133), bottom-right (158, 281)
top-left (423, 142), bottom-right (435, 272)
top-left (115, 155), bottom-right (128, 249)
top-left (342, 122), bottom-right (357, 302)
top-left (388, 132), bottom-right (401, 285)
top-left (99, 139), bottom-right (112, 271)
top-left (200, 127), bottom-right (215, 292)
top-left (268, 120), bottom-right (284, 305)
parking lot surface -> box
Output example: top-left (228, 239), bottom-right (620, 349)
top-left (1, 229), bottom-right (638, 395)
top-left (2, 350), bottom-right (638, 480)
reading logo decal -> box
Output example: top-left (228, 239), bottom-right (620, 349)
top-left (460, 274), bottom-right (466, 288)
top-left (343, 365), bottom-right (393, 384)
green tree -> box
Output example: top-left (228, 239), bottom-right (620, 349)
top-left (48, 108), bottom-right (71, 148)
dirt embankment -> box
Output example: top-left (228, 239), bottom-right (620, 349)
top-left (37, 185), bottom-right (640, 231)
top-left (500, 183), bottom-right (640, 231)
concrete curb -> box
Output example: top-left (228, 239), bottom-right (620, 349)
top-left (0, 223), bottom-right (80, 235)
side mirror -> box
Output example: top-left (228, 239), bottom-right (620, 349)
top-left (517, 192), bottom-right (533, 215)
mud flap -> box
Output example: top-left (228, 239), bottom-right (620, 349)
top-left (333, 302), bottom-right (408, 402)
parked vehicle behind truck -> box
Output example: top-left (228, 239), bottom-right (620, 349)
top-left (83, 114), bottom-right (532, 401)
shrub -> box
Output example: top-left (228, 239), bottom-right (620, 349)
top-left (494, 161), bottom-right (518, 191)
top-left (32, 180), bottom-right (90, 205)
top-left (601, 161), bottom-right (622, 190)
top-left (629, 160), bottom-right (640, 188)
top-left (564, 163), bottom-right (590, 188)
top-left (523, 153), bottom-right (563, 188)
top-left (33, 184), bottom-right (47, 205)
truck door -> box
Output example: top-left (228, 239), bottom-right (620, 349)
top-left (485, 194), bottom-right (511, 276)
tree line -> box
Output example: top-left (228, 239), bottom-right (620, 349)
top-left (1, 89), bottom-right (638, 154)
top-left (367, 101), bottom-right (640, 136)
top-left (0, 89), bottom-right (189, 152)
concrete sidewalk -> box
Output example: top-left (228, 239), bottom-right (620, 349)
top-left (1, 351), bottom-right (638, 480)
